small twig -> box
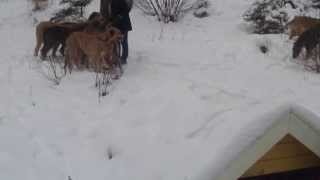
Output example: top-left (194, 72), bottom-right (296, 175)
top-left (42, 56), bottom-right (65, 85)
top-left (95, 70), bottom-right (111, 101)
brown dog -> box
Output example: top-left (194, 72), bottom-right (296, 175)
top-left (65, 27), bottom-right (122, 73)
top-left (34, 21), bottom-right (78, 57)
top-left (286, 16), bottom-right (320, 39)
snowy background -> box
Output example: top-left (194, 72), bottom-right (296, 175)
top-left (2, 0), bottom-right (320, 180)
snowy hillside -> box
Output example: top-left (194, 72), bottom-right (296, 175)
top-left (2, 0), bottom-right (320, 180)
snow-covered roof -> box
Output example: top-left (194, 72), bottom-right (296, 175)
top-left (2, 0), bottom-right (320, 180)
top-left (196, 104), bottom-right (320, 180)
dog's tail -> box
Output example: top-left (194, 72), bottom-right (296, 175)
top-left (292, 34), bottom-right (305, 58)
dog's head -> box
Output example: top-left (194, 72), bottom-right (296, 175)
top-left (98, 27), bottom-right (123, 42)
top-left (107, 27), bottom-right (123, 41)
top-left (88, 12), bottom-right (104, 22)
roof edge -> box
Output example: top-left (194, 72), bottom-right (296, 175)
top-left (193, 103), bottom-right (320, 180)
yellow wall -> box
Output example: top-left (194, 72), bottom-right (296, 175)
top-left (241, 134), bottom-right (320, 178)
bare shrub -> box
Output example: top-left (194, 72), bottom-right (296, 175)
top-left (95, 70), bottom-right (112, 99)
top-left (42, 56), bottom-right (65, 85)
top-left (135, 0), bottom-right (193, 23)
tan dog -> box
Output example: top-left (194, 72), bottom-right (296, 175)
top-left (286, 16), bottom-right (320, 39)
top-left (65, 27), bottom-right (122, 73)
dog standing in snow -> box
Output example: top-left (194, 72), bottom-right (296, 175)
top-left (34, 21), bottom-right (77, 57)
top-left (34, 13), bottom-right (106, 57)
top-left (286, 16), bottom-right (320, 40)
top-left (292, 24), bottom-right (320, 59)
top-left (40, 22), bottom-right (89, 59)
top-left (64, 27), bottom-right (123, 73)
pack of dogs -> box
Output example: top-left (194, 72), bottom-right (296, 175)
top-left (35, 13), bottom-right (320, 75)
top-left (34, 12), bottom-right (123, 75)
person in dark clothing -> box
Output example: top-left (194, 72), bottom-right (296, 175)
top-left (110, 0), bottom-right (132, 65)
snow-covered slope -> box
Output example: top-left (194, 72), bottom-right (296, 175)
top-left (2, 0), bottom-right (320, 180)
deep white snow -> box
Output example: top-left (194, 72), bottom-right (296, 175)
top-left (2, 0), bottom-right (320, 180)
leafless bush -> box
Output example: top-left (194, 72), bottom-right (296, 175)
top-left (42, 56), bottom-right (65, 85)
top-left (135, 0), bottom-right (193, 23)
top-left (94, 68), bottom-right (122, 100)
top-left (95, 70), bottom-right (112, 98)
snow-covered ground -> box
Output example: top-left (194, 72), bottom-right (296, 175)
top-left (2, 0), bottom-right (320, 180)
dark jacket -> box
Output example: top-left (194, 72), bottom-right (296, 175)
top-left (111, 0), bottom-right (132, 32)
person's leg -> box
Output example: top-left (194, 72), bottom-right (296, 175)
top-left (121, 31), bottom-right (128, 64)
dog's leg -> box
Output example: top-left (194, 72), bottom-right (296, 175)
top-left (64, 47), bottom-right (73, 75)
top-left (95, 72), bottom-right (100, 87)
top-left (64, 52), bottom-right (69, 75)
top-left (40, 43), bottom-right (50, 60)
top-left (41, 34), bottom-right (57, 60)
top-left (63, 60), bottom-right (73, 75)
top-left (34, 41), bottom-right (42, 57)
top-left (68, 61), bottom-right (73, 74)
top-left (34, 46), bottom-right (40, 57)
top-left (101, 71), bottom-right (110, 96)
top-left (59, 43), bottom-right (65, 56)
top-left (76, 51), bottom-right (84, 69)
top-left (52, 43), bottom-right (60, 57)
top-left (81, 55), bottom-right (89, 69)
top-left (34, 27), bottom-right (42, 56)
